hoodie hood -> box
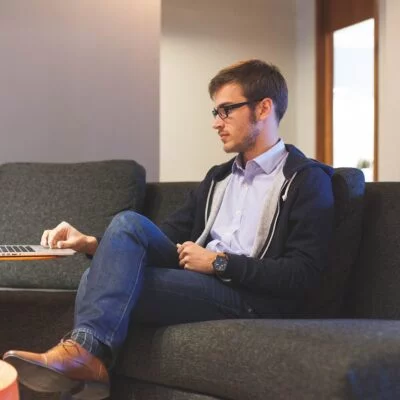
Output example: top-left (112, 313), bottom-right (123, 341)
top-left (283, 144), bottom-right (333, 179)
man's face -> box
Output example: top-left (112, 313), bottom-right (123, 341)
top-left (212, 83), bottom-right (260, 155)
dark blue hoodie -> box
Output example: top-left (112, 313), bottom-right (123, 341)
top-left (161, 144), bottom-right (334, 316)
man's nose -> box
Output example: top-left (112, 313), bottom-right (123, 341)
top-left (212, 115), bottom-right (224, 130)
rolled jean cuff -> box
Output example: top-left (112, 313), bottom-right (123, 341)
top-left (72, 326), bottom-right (108, 350)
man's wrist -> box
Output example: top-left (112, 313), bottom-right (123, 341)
top-left (85, 236), bottom-right (98, 256)
top-left (212, 252), bottom-right (229, 276)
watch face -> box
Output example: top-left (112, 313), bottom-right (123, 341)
top-left (213, 255), bottom-right (228, 272)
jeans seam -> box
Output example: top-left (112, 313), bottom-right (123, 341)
top-left (107, 249), bottom-right (146, 345)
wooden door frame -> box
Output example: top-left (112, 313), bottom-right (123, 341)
top-left (373, 0), bottom-right (379, 181)
top-left (316, 0), bottom-right (333, 166)
top-left (316, 0), bottom-right (379, 179)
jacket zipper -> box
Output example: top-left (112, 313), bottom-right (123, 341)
top-left (204, 179), bottom-right (216, 225)
top-left (258, 172), bottom-right (297, 259)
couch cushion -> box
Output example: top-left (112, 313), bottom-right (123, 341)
top-left (142, 182), bottom-right (199, 226)
top-left (302, 167), bottom-right (365, 317)
top-left (116, 319), bottom-right (400, 400)
top-left (0, 160), bottom-right (145, 289)
top-left (112, 378), bottom-right (222, 400)
top-left (344, 183), bottom-right (400, 319)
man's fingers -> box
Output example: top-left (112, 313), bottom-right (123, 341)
top-left (177, 243), bottom-right (189, 255)
top-left (179, 249), bottom-right (192, 262)
top-left (41, 230), bottom-right (50, 247)
top-left (47, 232), bottom-right (57, 248)
top-left (181, 241), bottom-right (194, 247)
top-left (177, 245), bottom-right (188, 260)
top-left (178, 241), bottom-right (194, 252)
top-left (56, 239), bottom-right (75, 249)
top-left (179, 256), bottom-right (190, 268)
top-left (48, 229), bottom-right (65, 248)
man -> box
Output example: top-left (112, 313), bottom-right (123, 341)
top-left (3, 60), bottom-right (334, 399)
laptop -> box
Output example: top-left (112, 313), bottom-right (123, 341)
top-left (0, 245), bottom-right (76, 258)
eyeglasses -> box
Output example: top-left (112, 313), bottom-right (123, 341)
top-left (212, 99), bottom-right (264, 120)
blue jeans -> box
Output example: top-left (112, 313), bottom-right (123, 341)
top-left (74, 211), bottom-right (258, 357)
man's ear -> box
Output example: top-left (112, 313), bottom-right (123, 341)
top-left (258, 98), bottom-right (274, 121)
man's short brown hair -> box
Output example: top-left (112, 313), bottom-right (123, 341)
top-left (208, 59), bottom-right (288, 123)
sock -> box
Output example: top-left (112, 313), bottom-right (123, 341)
top-left (70, 329), bottom-right (112, 367)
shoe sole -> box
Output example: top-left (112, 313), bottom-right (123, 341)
top-left (4, 355), bottom-right (109, 400)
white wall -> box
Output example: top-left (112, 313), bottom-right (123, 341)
top-left (160, 0), bottom-right (400, 182)
top-left (295, 0), bottom-right (316, 159)
top-left (378, 0), bottom-right (400, 181)
top-left (0, 0), bottom-right (160, 181)
top-left (3, 1), bottom-right (397, 183)
top-left (160, 0), bottom-right (298, 182)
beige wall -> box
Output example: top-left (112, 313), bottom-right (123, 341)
top-left (4, 1), bottom-right (397, 182)
top-left (295, 0), bottom-right (316, 159)
top-left (378, 0), bottom-right (400, 181)
top-left (0, 0), bottom-right (160, 181)
top-left (160, 0), bottom-right (298, 182)
top-left (161, 0), bottom-right (400, 182)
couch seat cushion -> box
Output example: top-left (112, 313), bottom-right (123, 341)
top-left (116, 319), bottom-right (400, 400)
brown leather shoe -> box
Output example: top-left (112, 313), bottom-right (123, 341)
top-left (3, 339), bottom-right (110, 399)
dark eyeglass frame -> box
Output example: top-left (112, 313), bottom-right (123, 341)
top-left (212, 98), bottom-right (264, 120)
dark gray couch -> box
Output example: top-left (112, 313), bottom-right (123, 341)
top-left (0, 160), bottom-right (399, 400)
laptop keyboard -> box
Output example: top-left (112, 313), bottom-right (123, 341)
top-left (0, 245), bottom-right (35, 253)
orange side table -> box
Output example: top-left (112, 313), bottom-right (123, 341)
top-left (0, 360), bottom-right (19, 400)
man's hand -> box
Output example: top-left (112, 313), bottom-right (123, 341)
top-left (41, 221), bottom-right (98, 256)
top-left (177, 241), bottom-right (216, 275)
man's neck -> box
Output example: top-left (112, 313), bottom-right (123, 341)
top-left (242, 137), bottom-right (280, 164)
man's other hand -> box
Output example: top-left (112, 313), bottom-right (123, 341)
top-left (177, 241), bottom-right (216, 275)
top-left (41, 221), bottom-right (98, 256)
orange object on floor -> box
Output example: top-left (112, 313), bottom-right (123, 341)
top-left (0, 256), bottom-right (57, 261)
top-left (0, 360), bottom-right (19, 400)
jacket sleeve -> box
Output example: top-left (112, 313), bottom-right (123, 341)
top-left (220, 167), bottom-right (334, 297)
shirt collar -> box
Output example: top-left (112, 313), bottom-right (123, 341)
top-left (232, 139), bottom-right (286, 175)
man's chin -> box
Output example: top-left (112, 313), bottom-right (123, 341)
top-left (222, 143), bottom-right (238, 154)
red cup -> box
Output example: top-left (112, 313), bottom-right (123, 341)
top-left (0, 360), bottom-right (19, 400)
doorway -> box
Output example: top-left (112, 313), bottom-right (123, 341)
top-left (316, 0), bottom-right (378, 181)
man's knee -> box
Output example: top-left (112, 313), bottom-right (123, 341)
top-left (109, 211), bottom-right (143, 230)
top-left (107, 211), bottom-right (150, 243)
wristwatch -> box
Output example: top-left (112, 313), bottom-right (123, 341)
top-left (212, 253), bottom-right (229, 275)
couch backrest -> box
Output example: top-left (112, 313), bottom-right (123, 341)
top-left (142, 182), bottom-right (199, 226)
top-left (301, 168), bottom-right (365, 317)
top-left (0, 160), bottom-right (145, 289)
top-left (343, 182), bottom-right (400, 319)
